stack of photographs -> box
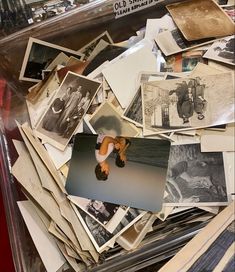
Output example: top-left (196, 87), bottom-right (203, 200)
top-left (12, 1), bottom-right (235, 270)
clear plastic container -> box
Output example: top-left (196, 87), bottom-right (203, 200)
top-left (0, 0), bottom-right (212, 271)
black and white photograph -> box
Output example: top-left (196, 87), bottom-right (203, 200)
top-left (35, 72), bottom-right (101, 151)
top-left (142, 73), bottom-right (235, 135)
top-left (78, 31), bottom-right (113, 61)
top-left (89, 101), bottom-right (139, 137)
top-left (74, 206), bottom-right (144, 252)
top-left (160, 203), bottom-right (234, 272)
top-left (122, 72), bottom-right (165, 127)
top-left (82, 115), bottom-right (96, 134)
top-left (66, 134), bottom-right (170, 212)
top-left (68, 196), bottom-right (123, 225)
top-left (203, 36), bottom-right (235, 66)
top-left (19, 37), bottom-right (84, 82)
top-left (186, 221), bottom-right (235, 272)
top-left (164, 143), bottom-right (228, 205)
top-left (155, 28), bottom-right (216, 56)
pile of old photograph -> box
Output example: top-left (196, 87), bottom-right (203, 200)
top-left (12, 0), bottom-right (235, 271)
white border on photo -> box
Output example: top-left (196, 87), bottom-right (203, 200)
top-left (72, 204), bottom-right (146, 253)
top-left (142, 73), bottom-right (235, 136)
top-left (78, 31), bottom-right (113, 56)
top-left (35, 72), bottom-right (101, 151)
top-left (89, 101), bottom-right (139, 137)
top-left (83, 114), bottom-right (96, 134)
top-left (164, 142), bottom-right (229, 207)
top-left (68, 195), bottom-right (128, 233)
top-left (203, 36), bottom-right (235, 66)
top-left (155, 29), bottom-right (218, 56)
top-left (19, 37), bottom-right (84, 82)
top-left (122, 71), bottom-right (166, 127)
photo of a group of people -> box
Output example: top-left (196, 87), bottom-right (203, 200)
top-left (35, 72), bottom-right (101, 150)
top-left (142, 72), bottom-right (234, 134)
top-left (168, 77), bottom-right (207, 125)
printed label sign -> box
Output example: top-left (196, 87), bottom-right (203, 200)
top-left (113, 0), bottom-right (163, 18)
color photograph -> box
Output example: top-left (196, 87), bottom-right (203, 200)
top-left (66, 134), bottom-right (171, 212)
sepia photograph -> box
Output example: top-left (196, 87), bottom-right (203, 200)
top-left (102, 79), bottom-right (122, 111)
top-left (203, 36), bottom-right (235, 66)
top-left (78, 31), bottom-right (113, 60)
top-left (26, 68), bottom-right (61, 128)
top-left (123, 72), bottom-right (165, 127)
top-left (116, 213), bottom-right (156, 250)
top-left (19, 37), bottom-right (84, 82)
top-left (45, 52), bottom-right (70, 71)
top-left (164, 143), bottom-right (228, 205)
top-left (166, 0), bottom-right (234, 41)
top-left (142, 72), bottom-right (235, 135)
top-left (35, 72), bottom-right (101, 151)
top-left (74, 206), bottom-right (144, 252)
top-left (66, 133), bottom-right (170, 212)
top-left (89, 101), bottom-right (139, 137)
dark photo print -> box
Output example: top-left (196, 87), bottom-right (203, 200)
top-left (165, 143), bottom-right (228, 204)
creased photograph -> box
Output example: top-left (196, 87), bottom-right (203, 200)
top-left (203, 36), bottom-right (235, 66)
top-left (19, 37), bottom-right (84, 82)
top-left (73, 206), bottom-right (145, 253)
top-left (142, 72), bottom-right (234, 135)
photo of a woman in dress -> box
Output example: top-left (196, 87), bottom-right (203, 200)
top-left (94, 135), bottom-right (131, 181)
top-left (42, 87), bottom-right (72, 132)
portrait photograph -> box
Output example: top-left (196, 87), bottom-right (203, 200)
top-left (35, 72), bottom-right (101, 151)
top-left (164, 143), bottom-right (228, 205)
top-left (142, 72), bottom-right (235, 135)
top-left (89, 101), bottom-right (139, 137)
top-left (19, 37), bottom-right (84, 82)
top-left (203, 36), bottom-right (235, 66)
top-left (66, 134), bottom-right (171, 212)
